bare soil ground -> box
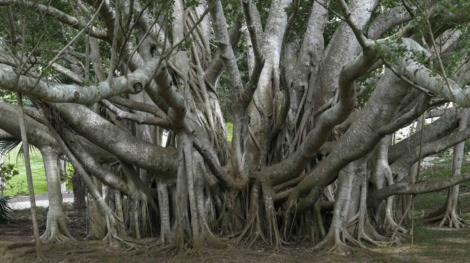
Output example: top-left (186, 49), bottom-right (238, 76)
top-left (1, 204), bottom-right (470, 262)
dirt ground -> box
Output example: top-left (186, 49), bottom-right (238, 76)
top-left (1, 204), bottom-right (470, 263)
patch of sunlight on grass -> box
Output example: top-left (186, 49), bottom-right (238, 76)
top-left (439, 238), bottom-right (470, 244)
top-left (2, 146), bottom-right (47, 196)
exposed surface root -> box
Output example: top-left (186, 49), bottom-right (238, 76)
top-left (439, 212), bottom-right (466, 229)
top-left (40, 229), bottom-right (73, 243)
top-left (314, 232), bottom-right (356, 255)
top-left (0, 242), bottom-right (54, 262)
top-left (425, 194), bottom-right (467, 229)
top-left (426, 210), bottom-right (467, 229)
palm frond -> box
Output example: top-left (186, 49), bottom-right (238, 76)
top-left (0, 139), bottom-right (20, 155)
top-left (16, 143), bottom-right (40, 160)
top-left (0, 196), bottom-right (14, 221)
top-left (0, 139), bottom-right (39, 162)
top-left (51, 73), bottom-right (75, 85)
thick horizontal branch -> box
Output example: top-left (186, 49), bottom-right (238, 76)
top-left (376, 38), bottom-right (470, 107)
top-left (390, 124), bottom-right (470, 178)
top-left (378, 94), bottom-right (430, 136)
top-left (0, 102), bottom-right (56, 148)
top-left (369, 171), bottom-right (470, 207)
top-left (388, 108), bottom-right (460, 163)
top-left (0, 59), bottom-right (160, 104)
top-left (0, 128), bottom-right (14, 140)
top-left (56, 103), bottom-right (178, 179)
top-left (63, 131), bottom-right (130, 195)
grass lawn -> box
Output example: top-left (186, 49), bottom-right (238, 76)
top-left (227, 122), bottom-right (233, 142)
top-left (1, 146), bottom-right (47, 196)
top-left (382, 155), bottom-right (470, 262)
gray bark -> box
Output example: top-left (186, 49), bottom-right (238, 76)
top-left (40, 147), bottom-right (74, 243)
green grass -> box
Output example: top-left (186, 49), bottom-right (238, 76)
top-left (399, 156), bottom-right (470, 262)
top-left (375, 155), bottom-right (470, 262)
top-left (1, 146), bottom-right (47, 196)
top-left (415, 159), bottom-right (470, 212)
top-left (227, 122), bottom-right (233, 142)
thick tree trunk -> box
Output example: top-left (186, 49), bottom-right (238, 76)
top-left (40, 146), bottom-right (74, 243)
top-left (315, 163), bottom-right (356, 254)
top-left (86, 178), bottom-right (107, 240)
top-left (72, 171), bottom-right (86, 209)
top-left (316, 157), bottom-right (386, 254)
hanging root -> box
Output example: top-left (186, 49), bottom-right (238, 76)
top-left (235, 209), bottom-right (265, 247)
top-left (262, 183), bottom-right (282, 250)
top-left (235, 182), bottom-right (262, 246)
top-left (235, 180), bottom-right (282, 249)
top-left (100, 210), bottom-right (129, 247)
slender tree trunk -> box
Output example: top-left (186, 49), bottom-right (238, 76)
top-left (315, 164), bottom-right (355, 255)
top-left (440, 109), bottom-right (470, 228)
top-left (16, 92), bottom-right (45, 260)
top-left (426, 109), bottom-right (470, 228)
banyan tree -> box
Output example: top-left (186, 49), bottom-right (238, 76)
top-left (0, 0), bottom-right (470, 256)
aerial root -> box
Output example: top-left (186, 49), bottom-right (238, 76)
top-left (235, 210), bottom-right (264, 246)
top-left (235, 209), bottom-right (283, 249)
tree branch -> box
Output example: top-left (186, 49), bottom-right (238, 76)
top-left (0, 59), bottom-right (160, 104)
top-left (100, 99), bottom-right (171, 128)
top-left (0, 0), bottom-right (108, 40)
